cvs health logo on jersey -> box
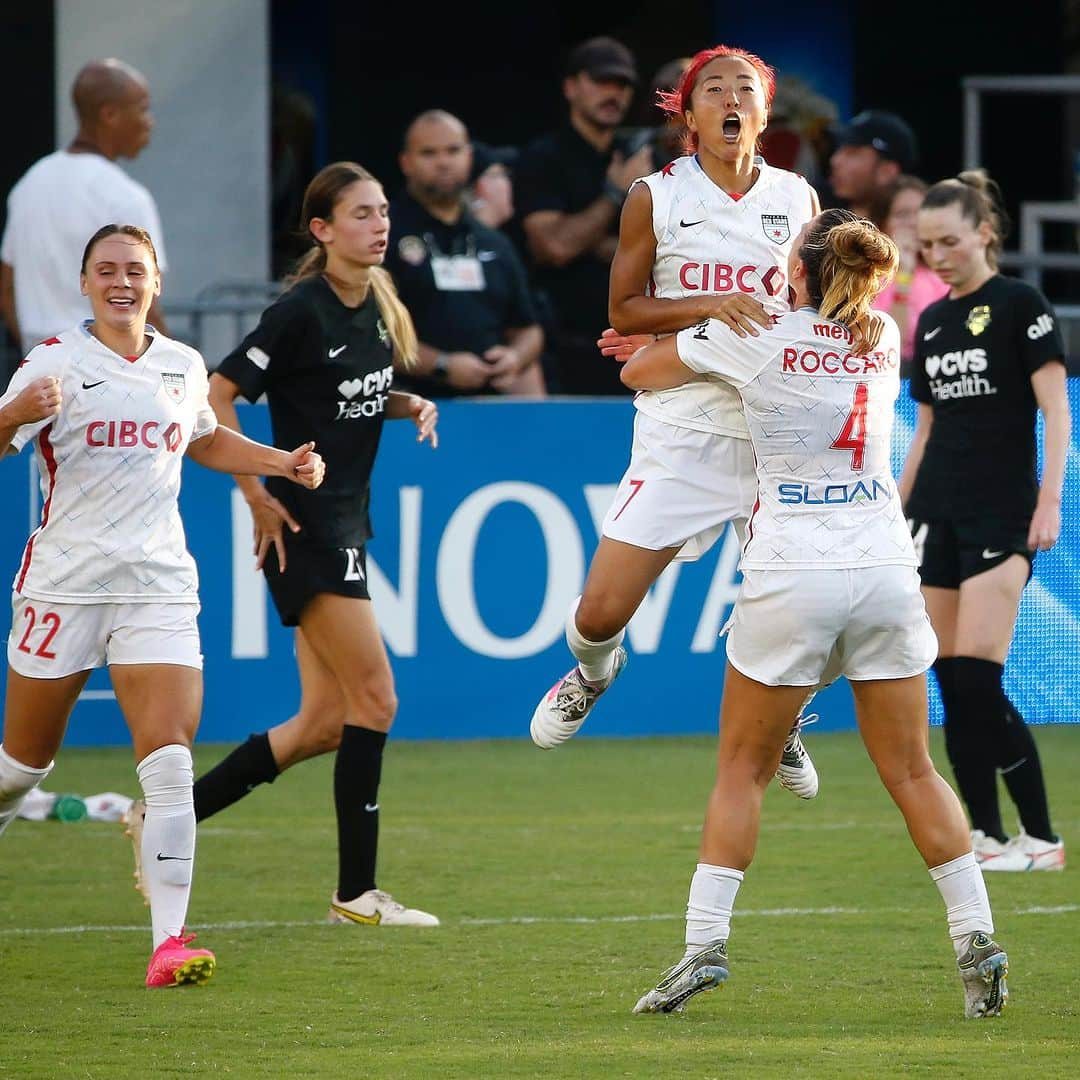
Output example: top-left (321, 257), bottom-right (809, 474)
top-left (336, 363), bottom-right (394, 420)
top-left (925, 348), bottom-right (996, 400)
top-left (86, 419), bottom-right (182, 452)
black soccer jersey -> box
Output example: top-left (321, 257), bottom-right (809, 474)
top-left (907, 274), bottom-right (1065, 521)
top-left (217, 275), bottom-right (394, 545)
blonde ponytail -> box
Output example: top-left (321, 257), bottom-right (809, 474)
top-left (369, 266), bottom-right (418, 369)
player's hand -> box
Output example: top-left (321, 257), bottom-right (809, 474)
top-left (246, 484), bottom-right (302, 572)
top-left (406, 395), bottom-right (439, 449)
top-left (286, 441), bottom-right (325, 490)
top-left (445, 351), bottom-right (492, 391)
top-left (852, 312), bottom-right (886, 356)
top-left (596, 327), bottom-right (656, 362)
top-left (707, 295), bottom-right (772, 338)
top-left (8, 375), bottom-right (62, 424)
top-left (1027, 499), bottom-right (1061, 552)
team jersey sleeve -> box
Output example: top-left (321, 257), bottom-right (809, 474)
top-left (1015, 285), bottom-right (1065, 376)
top-left (188, 353), bottom-right (218, 443)
top-left (675, 317), bottom-right (776, 388)
top-left (0, 345), bottom-right (65, 451)
top-left (215, 294), bottom-right (309, 402)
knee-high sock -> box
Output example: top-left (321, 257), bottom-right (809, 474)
top-left (335, 725), bottom-right (386, 902)
top-left (929, 851), bottom-right (994, 956)
top-left (193, 732), bottom-right (278, 822)
top-left (684, 863), bottom-right (743, 959)
top-left (565, 596), bottom-right (625, 683)
top-left (937, 657), bottom-right (1006, 842)
top-left (0, 745), bottom-right (52, 837)
top-left (138, 744), bottom-right (196, 949)
top-left (998, 694), bottom-right (1055, 842)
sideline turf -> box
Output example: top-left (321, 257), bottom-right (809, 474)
top-left (1, 728), bottom-right (1077, 1078)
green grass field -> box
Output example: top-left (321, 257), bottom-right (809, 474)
top-left (2, 727), bottom-right (1078, 1079)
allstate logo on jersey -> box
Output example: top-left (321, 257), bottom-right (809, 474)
top-left (161, 372), bottom-right (186, 403)
top-left (761, 214), bottom-right (790, 245)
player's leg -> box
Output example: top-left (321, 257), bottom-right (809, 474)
top-left (634, 664), bottom-right (806, 1014)
top-left (299, 593), bottom-right (437, 927)
top-left (193, 627), bottom-right (346, 821)
top-left (851, 674), bottom-right (1007, 1017)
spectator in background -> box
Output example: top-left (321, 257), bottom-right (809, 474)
top-left (873, 175), bottom-right (948, 365)
top-left (387, 110), bottom-right (545, 398)
top-left (515, 35), bottom-right (653, 395)
top-left (828, 109), bottom-right (918, 225)
top-left (468, 141), bottom-right (518, 231)
top-left (0, 59), bottom-right (169, 355)
top-left (633, 56), bottom-right (692, 172)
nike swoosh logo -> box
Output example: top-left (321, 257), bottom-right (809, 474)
top-left (329, 345), bottom-right (347, 358)
top-left (923, 327), bottom-right (942, 340)
top-left (364, 802), bottom-right (379, 812)
top-left (82, 380), bottom-right (106, 389)
top-left (156, 852), bottom-right (193, 862)
top-left (982, 549), bottom-right (1004, 560)
top-left (679, 218), bottom-right (705, 228)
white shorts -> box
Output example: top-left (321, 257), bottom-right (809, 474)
top-left (725, 566), bottom-right (937, 687)
top-left (7, 594), bottom-right (203, 679)
top-left (601, 412), bottom-right (755, 561)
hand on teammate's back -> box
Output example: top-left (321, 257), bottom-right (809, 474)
top-left (706, 295), bottom-right (772, 338)
top-left (597, 327), bottom-right (656, 362)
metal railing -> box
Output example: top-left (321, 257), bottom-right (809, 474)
top-left (164, 279), bottom-right (283, 361)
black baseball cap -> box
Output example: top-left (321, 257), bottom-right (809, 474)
top-left (834, 110), bottom-right (918, 172)
top-left (565, 36), bottom-right (638, 86)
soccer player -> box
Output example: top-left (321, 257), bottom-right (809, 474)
top-left (130, 162), bottom-right (441, 927)
top-left (530, 45), bottom-right (821, 799)
top-left (0, 224), bottom-right (325, 987)
top-left (622, 210), bottom-right (1008, 1020)
top-left (899, 170), bottom-right (1069, 871)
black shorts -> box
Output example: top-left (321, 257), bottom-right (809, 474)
top-left (908, 516), bottom-right (1033, 589)
top-left (262, 531), bottom-right (370, 627)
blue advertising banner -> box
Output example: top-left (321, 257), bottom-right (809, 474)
top-left (0, 385), bottom-right (1077, 746)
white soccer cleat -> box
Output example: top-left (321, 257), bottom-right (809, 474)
top-left (530, 647), bottom-right (628, 750)
top-left (774, 712), bottom-right (819, 799)
top-left (957, 932), bottom-right (1009, 1018)
top-left (980, 829), bottom-right (1065, 872)
top-left (122, 797), bottom-right (150, 906)
top-left (971, 829), bottom-right (1010, 867)
top-left (327, 889), bottom-right (440, 927)
top-left (633, 942), bottom-right (730, 1014)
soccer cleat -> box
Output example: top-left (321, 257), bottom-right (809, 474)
top-left (981, 829), bottom-right (1065, 872)
top-left (123, 798), bottom-right (150, 906)
top-left (327, 889), bottom-right (440, 927)
top-left (632, 941), bottom-right (729, 1014)
top-left (145, 930), bottom-right (216, 988)
top-left (971, 829), bottom-right (1010, 867)
top-left (774, 712), bottom-right (819, 799)
top-left (956, 931), bottom-right (1008, 1018)
top-left (530, 647), bottom-right (628, 750)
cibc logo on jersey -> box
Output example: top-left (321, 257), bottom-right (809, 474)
top-left (86, 419), bottom-right (182, 452)
top-left (924, 348), bottom-right (995, 400)
top-left (336, 363), bottom-right (394, 420)
top-left (678, 262), bottom-right (785, 296)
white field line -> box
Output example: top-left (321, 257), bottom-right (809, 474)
top-left (1, 904), bottom-right (1075, 937)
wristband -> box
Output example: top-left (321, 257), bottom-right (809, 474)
top-left (603, 180), bottom-right (626, 208)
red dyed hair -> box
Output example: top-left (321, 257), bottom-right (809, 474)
top-left (657, 45), bottom-right (776, 154)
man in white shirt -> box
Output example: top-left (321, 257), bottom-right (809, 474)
top-left (0, 59), bottom-right (169, 356)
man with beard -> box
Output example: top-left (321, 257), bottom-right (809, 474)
top-left (386, 110), bottom-right (545, 398)
top-left (514, 36), bottom-right (653, 394)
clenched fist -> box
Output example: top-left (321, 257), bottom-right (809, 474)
top-left (9, 376), bottom-right (62, 424)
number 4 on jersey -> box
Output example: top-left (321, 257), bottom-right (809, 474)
top-left (830, 382), bottom-right (869, 471)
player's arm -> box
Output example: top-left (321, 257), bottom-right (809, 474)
top-left (897, 403), bottom-right (934, 509)
top-left (1028, 361), bottom-right (1070, 551)
top-left (0, 374), bottom-right (61, 456)
top-left (620, 333), bottom-right (694, 390)
top-left (0, 261), bottom-right (19, 346)
top-left (386, 391), bottom-right (439, 448)
top-left (186, 421), bottom-right (323, 488)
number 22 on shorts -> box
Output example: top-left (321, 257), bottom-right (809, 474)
top-left (16, 605), bottom-right (62, 660)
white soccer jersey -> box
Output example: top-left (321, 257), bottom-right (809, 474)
top-left (0, 323), bottom-right (216, 603)
top-left (633, 155), bottom-right (817, 437)
top-left (676, 309), bottom-right (916, 569)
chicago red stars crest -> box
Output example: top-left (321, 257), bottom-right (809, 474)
top-left (761, 214), bottom-right (790, 245)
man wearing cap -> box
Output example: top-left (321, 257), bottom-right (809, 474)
top-left (829, 109), bottom-right (919, 223)
top-left (514, 36), bottom-right (654, 394)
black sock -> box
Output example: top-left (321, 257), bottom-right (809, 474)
top-left (193, 732), bottom-right (278, 822)
top-left (938, 657), bottom-right (1007, 843)
top-left (999, 696), bottom-right (1056, 842)
top-left (334, 725), bottom-right (387, 902)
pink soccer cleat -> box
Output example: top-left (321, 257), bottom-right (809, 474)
top-left (145, 930), bottom-right (216, 988)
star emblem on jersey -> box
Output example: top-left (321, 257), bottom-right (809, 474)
top-left (338, 378), bottom-right (364, 399)
top-left (161, 372), bottom-right (186, 403)
top-left (965, 304), bottom-right (992, 336)
top-left (761, 214), bottom-right (790, 245)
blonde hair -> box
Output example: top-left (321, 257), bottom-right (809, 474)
top-left (800, 209), bottom-right (898, 343)
top-left (288, 162), bottom-right (418, 368)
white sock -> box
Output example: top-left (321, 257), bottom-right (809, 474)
top-left (138, 744), bottom-right (197, 949)
top-left (0, 745), bottom-right (53, 837)
top-left (684, 863), bottom-right (744, 958)
top-left (929, 851), bottom-right (994, 956)
top-left (565, 596), bottom-right (625, 683)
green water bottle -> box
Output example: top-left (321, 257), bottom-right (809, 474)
top-left (47, 794), bottom-right (88, 822)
